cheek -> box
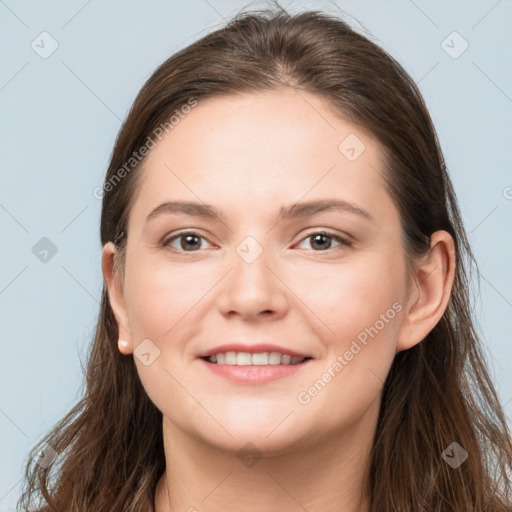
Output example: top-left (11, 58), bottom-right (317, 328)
top-left (123, 252), bottom-right (209, 340)
top-left (289, 290), bottom-right (404, 446)
top-left (294, 250), bottom-right (405, 406)
top-left (291, 259), bottom-right (404, 431)
top-left (295, 251), bottom-right (405, 344)
top-left (122, 255), bottom-right (208, 417)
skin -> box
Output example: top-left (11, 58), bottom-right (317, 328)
top-left (102, 88), bottom-right (456, 511)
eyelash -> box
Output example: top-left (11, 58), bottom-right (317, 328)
top-left (161, 230), bottom-right (353, 253)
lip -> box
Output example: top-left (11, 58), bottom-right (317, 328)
top-left (196, 343), bottom-right (311, 359)
top-left (198, 356), bottom-right (313, 384)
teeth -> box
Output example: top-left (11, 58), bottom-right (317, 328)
top-left (207, 351), bottom-right (306, 366)
top-left (252, 352), bottom-right (268, 365)
top-left (281, 354), bottom-right (291, 364)
top-left (225, 351), bottom-right (237, 365)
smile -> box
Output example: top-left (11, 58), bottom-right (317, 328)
top-left (199, 353), bottom-right (314, 384)
top-left (204, 351), bottom-right (311, 366)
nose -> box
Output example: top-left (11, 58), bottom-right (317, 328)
top-left (216, 241), bottom-right (289, 321)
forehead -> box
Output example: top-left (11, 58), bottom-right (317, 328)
top-left (147, 88), bottom-right (378, 165)
top-left (128, 88), bottom-right (395, 229)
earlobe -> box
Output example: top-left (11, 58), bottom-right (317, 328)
top-left (396, 230), bottom-right (456, 352)
top-left (101, 242), bottom-right (133, 355)
top-left (118, 339), bottom-right (132, 355)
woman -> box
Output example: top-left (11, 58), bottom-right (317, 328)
top-left (18, 4), bottom-right (512, 511)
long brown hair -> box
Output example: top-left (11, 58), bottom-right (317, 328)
top-left (18, 4), bottom-right (512, 511)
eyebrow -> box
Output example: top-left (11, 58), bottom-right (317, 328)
top-left (145, 199), bottom-right (374, 224)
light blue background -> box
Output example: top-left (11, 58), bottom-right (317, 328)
top-left (1, 1), bottom-right (511, 509)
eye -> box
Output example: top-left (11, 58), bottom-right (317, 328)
top-left (162, 229), bottom-right (352, 254)
top-left (162, 231), bottom-right (213, 252)
top-left (296, 230), bottom-right (352, 251)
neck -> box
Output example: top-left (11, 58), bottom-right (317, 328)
top-left (154, 402), bottom-right (378, 512)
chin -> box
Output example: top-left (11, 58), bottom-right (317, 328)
top-left (191, 409), bottom-right (311, 456)
top-left (203, 430), bottom-right (308, 459)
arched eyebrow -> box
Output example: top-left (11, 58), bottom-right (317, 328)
top-left (145, 199), bottom-right (375, 224)
top-left (279, 199), bottom-right (374, 222)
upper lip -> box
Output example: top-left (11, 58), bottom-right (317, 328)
top-left (197, 343), bottom-right (312, 359)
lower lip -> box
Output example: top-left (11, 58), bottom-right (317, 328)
top-left (198, 357), bottom-right (313, 384)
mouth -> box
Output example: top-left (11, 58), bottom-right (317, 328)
top-left (198, 352), bottom-right (314, 384)
top-left (200, 352), bottom-right (314, 366)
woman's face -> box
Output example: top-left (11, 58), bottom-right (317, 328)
top-left (108, 88), bottom-right (414, 454)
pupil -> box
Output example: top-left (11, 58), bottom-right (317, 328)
top-left (182, 235), bottom-right (200, 251)
top-left (312, 233), bottom-right (330, 250)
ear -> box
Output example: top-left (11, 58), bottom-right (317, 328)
top-left (102, 241), bottom-right (133, 355)
top-left (396, 230), bottom-right (456, 352)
